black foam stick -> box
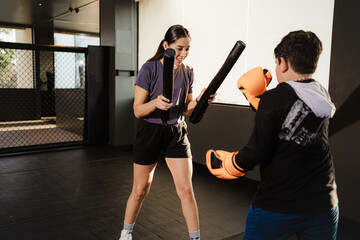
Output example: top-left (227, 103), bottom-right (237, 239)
top-left (162, 48), bottom-right (176, 124)
top-left (189, 40), bottom-right (246, 124)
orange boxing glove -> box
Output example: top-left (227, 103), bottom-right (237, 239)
top-left (206, 149), bottom-right (246, 180)
top-left (237, 67), bottom-right (272, 111)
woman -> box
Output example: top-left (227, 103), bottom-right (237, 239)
top-left (119, 24), bottom-right (213, 240)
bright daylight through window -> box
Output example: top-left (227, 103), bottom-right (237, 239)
top-left (54, 33), bottom-right (99, 89)
top-left (0, 27), bottom-right (33, 89)
top-left (138, 0), bottom-right (335, 106)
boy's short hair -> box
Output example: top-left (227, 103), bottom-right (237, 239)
top-left (274, 30), bottom-right (323, 74)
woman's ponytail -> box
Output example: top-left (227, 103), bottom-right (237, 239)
top-left (147, 39), bottom-right (166, 62)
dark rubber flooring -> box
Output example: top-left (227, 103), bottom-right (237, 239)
top-left (0, 145), bottom-right (357, 239)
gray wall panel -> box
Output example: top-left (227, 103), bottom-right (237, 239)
top-left (101, 0), bottom-right (137, 146)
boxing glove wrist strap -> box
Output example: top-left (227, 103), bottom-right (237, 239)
top-left (224, 152), bottom-right (246, 177)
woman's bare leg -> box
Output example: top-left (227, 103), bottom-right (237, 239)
top-left (124, 163), bottom-right (157, 224)
top-left (165, 157), bottom-right (199, 232)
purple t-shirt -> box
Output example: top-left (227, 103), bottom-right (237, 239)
top-left (135, 60), bottom-right (194, 125)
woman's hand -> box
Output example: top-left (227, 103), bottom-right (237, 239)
top-left (196, 88), bottom-right (216, 104)
top-left (184, 88), bottom-right (216, 115)
top-left (133, 86), bottom-right (173, 119)
top-left (155, 94), bottom-right (173, 111)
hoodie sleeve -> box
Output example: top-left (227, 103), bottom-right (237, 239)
top-left (235, 90), bottom-right (281, 171)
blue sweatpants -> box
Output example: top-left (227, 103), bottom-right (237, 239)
top-left (242, 204), bottom-right (339, 240)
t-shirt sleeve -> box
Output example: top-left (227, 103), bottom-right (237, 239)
top-left (135, 63), bottom-right (152, 91)
top-left (188, 68), bottom-right (194, 94)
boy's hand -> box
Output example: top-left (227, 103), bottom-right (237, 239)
top-left (237, 67), bottom-right (272, 111)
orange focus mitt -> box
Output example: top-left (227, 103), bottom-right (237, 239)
top-left (237, 67), bottom-right (272, 111)
top-left (206, 149), bottom-right (246, 180)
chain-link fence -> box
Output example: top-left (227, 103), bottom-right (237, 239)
top-left (0, 42), bottom-right (88, 154)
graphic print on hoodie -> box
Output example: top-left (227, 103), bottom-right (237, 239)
top-left (279, 80), bottom-right (336, 146)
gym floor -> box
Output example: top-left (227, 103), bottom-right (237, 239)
top-left (0, 145), bottom-right (357, 239)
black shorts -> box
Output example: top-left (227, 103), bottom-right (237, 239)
top-left (133, 119), bottom-right (192, 165)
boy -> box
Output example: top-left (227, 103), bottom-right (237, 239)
top-left (207, 30), bottom-right (339, 240)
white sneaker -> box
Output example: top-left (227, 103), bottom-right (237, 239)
top-left (119, 229), bottom-right (132, 240)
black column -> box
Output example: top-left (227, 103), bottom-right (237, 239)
top-left (87, 46), bottom-right (113, 144)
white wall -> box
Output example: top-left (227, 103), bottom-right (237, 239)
top-left (139, 0), bottom-right (335, 105)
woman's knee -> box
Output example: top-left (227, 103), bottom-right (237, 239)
top-left (176, 184), bottom-right (194, 201)
top-left (131, 184), bottom-right (151, 202)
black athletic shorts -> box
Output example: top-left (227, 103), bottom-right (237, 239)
top-left (133, 119), bottom-right (192, 165)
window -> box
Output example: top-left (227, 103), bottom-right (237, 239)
top-left (54, 33), bottom-right (100, 47)
top-left (54, 32), bottom-right (99, 89)
top-left (0, 26), bottom-right (33, 89)
top-left (0, 27), bottom-right (32, 44)
top-left (138, 0), bottom-right (335, 106)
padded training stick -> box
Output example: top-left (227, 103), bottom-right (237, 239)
top-left (189, 40), bottom-right (246, 124)
top-left (161, 48), bottom-right (176, 124)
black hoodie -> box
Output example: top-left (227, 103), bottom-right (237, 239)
top-left (235, 79), bottom-right (338, 214)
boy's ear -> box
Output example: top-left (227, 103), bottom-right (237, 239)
top-left (279, 57), bottom-right (289, 73)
